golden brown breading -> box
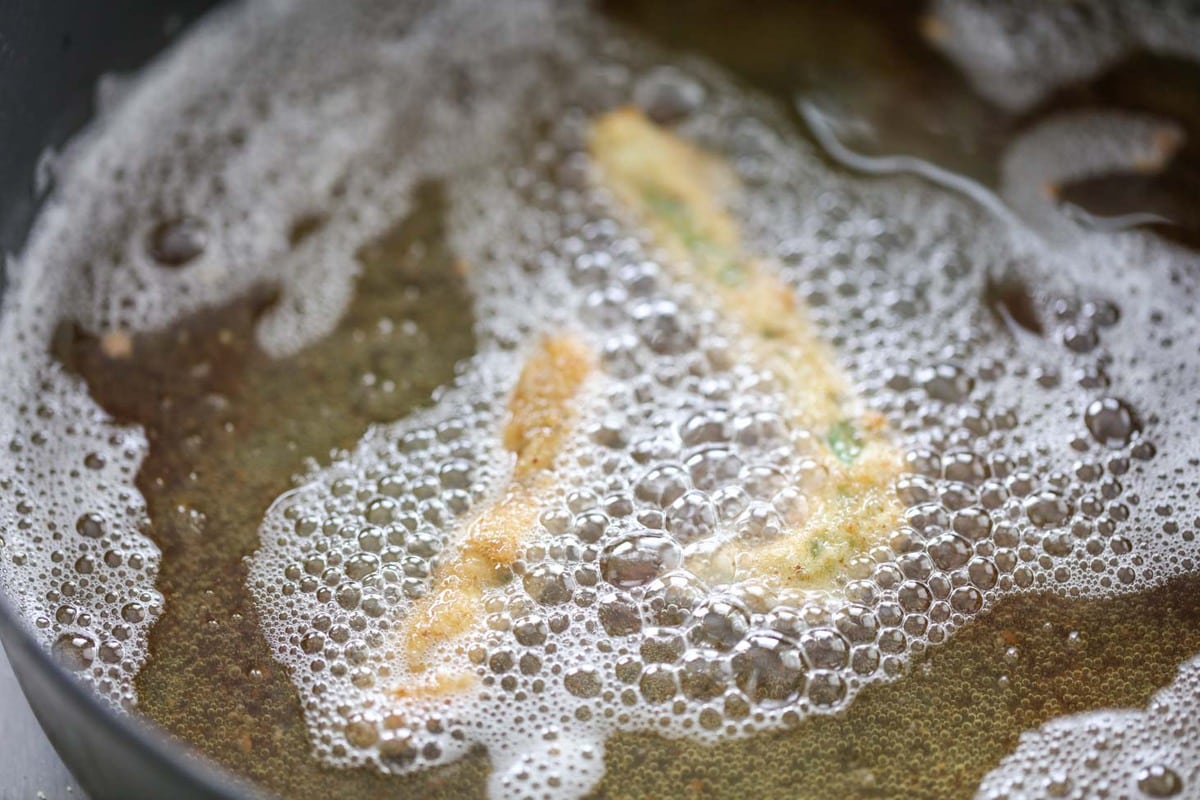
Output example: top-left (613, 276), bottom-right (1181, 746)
top-left (394, 334), bottom-right (594, 688)
top-left (588, 107), bottom-right (903, 588)
top-left (504, 334), bottom-right (595, 479)
top-left (588, 107), bottom-right (847, 429)
top-left (695, 427), bottom-right (903, 588)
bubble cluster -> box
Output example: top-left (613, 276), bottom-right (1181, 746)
top-left (1, 0), bottom-right (1199, 796)
top-left (0, 0), bottom-right (590, 706)
top-left (978, 655), bottom-right (1200, 799)
top-left (0, 320), bottom-right (161, 706)
top-left (232, 3), bottom-right (1200, 798)
top-left (926, 0), bottom-right (1200, 111)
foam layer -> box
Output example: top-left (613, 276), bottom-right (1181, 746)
top-left (978, 655), bottom-right (1200, 799)
top-left (926, 0), bottom-right (1200, 111)
top-left (0, 0), bottom-right (583, 706)
top-left (232, 4), bottom-right (1200, 799)
top-left (0, 1), bottom-right (1198, 797)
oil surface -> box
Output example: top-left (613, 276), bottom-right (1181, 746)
top-left (57, 221), bottom-right (1200, 797)
top-left (56, 193), bottom-right (1200, 797)
top-left (4, 1), bottom-right (1199, 798)
top-left (55, 183), bottom-right (488, 797)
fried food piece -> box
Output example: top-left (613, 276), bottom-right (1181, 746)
top-left (391, 670), bottom-right (478, 702)
top-left (394, 334), bottom-right (594, 690)
top-left (589, 107), bottom-right (846, 428)
top-left (588, 107), bottom-right (903, 588)
top-left (715, 418), bottom-right (902, 588)
top-left (505, 335), bottom-right (595, 479)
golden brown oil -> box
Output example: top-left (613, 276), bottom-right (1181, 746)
top-left (45, 3), bottom-right (1200, 797)
top-left (54, 179), bottom-right (1200, 796)
top-left (55, 181), bottom-right (489, 798)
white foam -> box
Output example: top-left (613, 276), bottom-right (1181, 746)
top-left (235, 4), bottom-right (1200, 798)
top-left (0, 0), bottom-right (581, 705)
top-left (1000, 110), bottom-right (1186, 243)
top-left (1, 0), bottom-right (1198, 795)
top-left (978, 656), bottom-right (1200, 799)
top-left (928, 0), bottom-right (1200, 111)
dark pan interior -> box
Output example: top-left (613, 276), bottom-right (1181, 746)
top-left (0, 3), bottom-right (257, 798)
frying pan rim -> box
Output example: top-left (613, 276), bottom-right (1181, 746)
top-left (0, 588), bottom-right (258, 798)
top-left (0, 1), bottom-right (264, 794)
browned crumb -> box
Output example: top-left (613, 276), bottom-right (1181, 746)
top-left (588, 108), bottom-right (904, 589)
top-left (504, 334), bottom-right (594, 478)
top-left (391, 670), bottom-right (479, 703)
top-left (99, 330), bottom-right (134, 359)
top-left (918, 14), bottom-right (950, 44)
top-left (394, 334), bottom-right (595, 685)
top-left (588, 107), bottom-right (848, 428)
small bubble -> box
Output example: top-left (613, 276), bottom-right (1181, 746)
top-left (563, 665), bottom-right (602, 698)
top-left (634, 66), bottom-right (706, 125)
top-left (76, 512), bottom-right (106, 539)
top-left (1025, 491), bottom-right (1073, 528)
top-left (665, 491), bottom-right (717, 543)
top-left (806, 670), bottom-right (847, 708)
top-left (688, 598), bottom-right (750, 651)
top-left (1061, 324), bottom-right (1098, 353)
top-left (1046, 773), bottom-right (1072, 798)
top-left (600, 531), bottom-right (681, 588)
top-left (638, 663), bottom-right (677, 703)
top-left (1137, 765), bottom-right (1183, 798)
top-left (522, 562), bottom-right (575, 605)
top-left (597, 593), bottom-right (642, 636)
top-left (917, 364), bottom-right (973, 403)
top-left (147, 217), bottom-right (208, 267)
top-left (800, 629), bottom-right (850, 670)
top-left (677, 651), bottom-right (729, 700)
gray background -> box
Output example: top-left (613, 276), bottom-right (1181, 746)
top-left (0, 647), bottom-right (83, 800)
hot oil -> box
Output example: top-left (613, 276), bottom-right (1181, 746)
top-left (601, 0), bottom-right (1200, 249)
top-left (54, 182), bottom-right (489, 797)
top-left (53, 191), bottom-right (1200, 799)
top-left (596, 575), bottom-right (1200, 798)
top-left (5, 0), bottom-right (1200, 797)
top-left (53, 213), bottom-right (1200, 799)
